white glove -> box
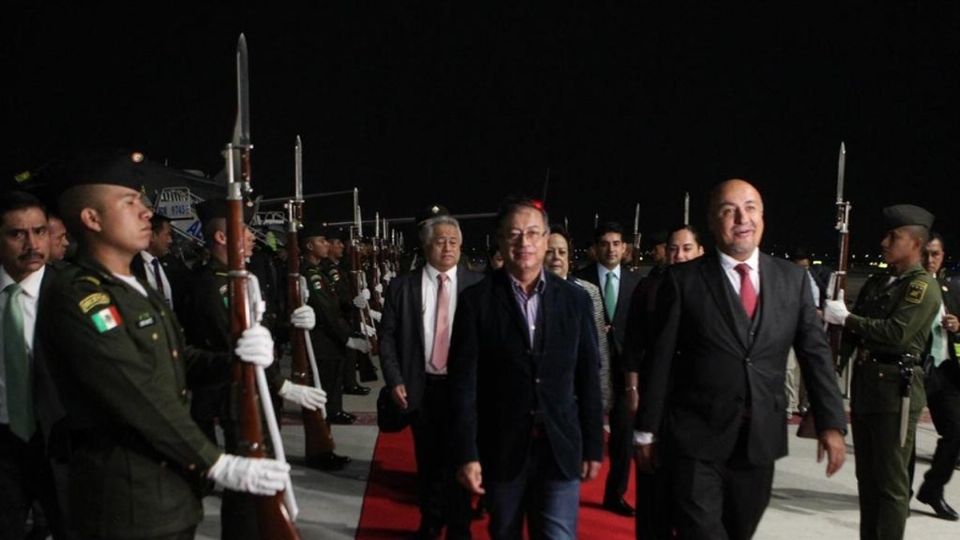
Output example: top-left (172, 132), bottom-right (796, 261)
top-left (369, 309), bottom-right (382, 323)
top-left (235, 325), bottom-right (275, 367)
top-left (374, 283), bottom-right (384, 294)
top-left (278, 380), bottom-right (327, 411)
top-left (290, 305), bottom-right (316, 330)
top-left (207, 454), bottom-right (290, 496)
top-left (823, 290), bottom-right (849, 326)
top-left (353, 294), bottom-right (368, 309)
top-left (346, 336), bottom-right (371, 354)
top-left (362, 323), bottom-right (377, 338)
top-left (361, 287), bottom-right (372, 301)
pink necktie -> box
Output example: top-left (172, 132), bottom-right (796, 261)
top-left (735, 263), bottom-right (757, 319)
top-left (431, 273), bottom-right (450, 371)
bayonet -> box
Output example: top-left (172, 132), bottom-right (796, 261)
top-left (836, 142), bottom-right (846, 204)
top-left (232, 34), bottom-right (251, 150)
top-left (683, 192), bottom-right (690, 226)
top-left (294, 136), bottom-right (303, 203)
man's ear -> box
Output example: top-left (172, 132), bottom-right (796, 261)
top-left (79, 207), bottom-right (102, 232)
top-left (214, 229), bottom-right (228, 247)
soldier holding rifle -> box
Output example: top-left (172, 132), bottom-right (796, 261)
top-left (825, 204), bottom-right (942, 540)
top-left (39, 150), bottom-right (290, 540)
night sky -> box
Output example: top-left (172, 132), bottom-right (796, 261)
top-left (4, 4), bottom-right (959, 258)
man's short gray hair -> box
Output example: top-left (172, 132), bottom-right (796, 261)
top-left (420, 215), bottom-right (462, 246)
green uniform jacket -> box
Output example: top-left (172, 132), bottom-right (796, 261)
top-left (176, 258), bottom-right (284, 429)
top-left (38, 256), bottom-right (222, 538)
top-left (845, 264), bottom-right (942, 414)
top-left (304, 260), bottom-right (352, 360)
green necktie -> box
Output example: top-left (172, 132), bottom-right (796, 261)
top-left (4, 282), bottom-right (34, 441)
top-left (931, 303), bottom-right (948, 368)
top-left (604, 271), bottom-right (617, 320)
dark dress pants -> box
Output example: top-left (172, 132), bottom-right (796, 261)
top-left (669, 422), bottom-right (774, 540)
top-left (921, 361), bottom-right (960, 496)
top-left (0, 426), bottom-right (67, 540)
top-left (411, 375), bottom-right (472, 538)
top-left (605, 373), bottom-right (634, 502)
top-left (319, 354), bottom-right (345, 416)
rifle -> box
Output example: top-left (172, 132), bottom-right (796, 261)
top-left (225, 34), bottom-right (301, 539)
top-left (798, 142), bottom-right (850, 439)
top-left (286, 136), bottom-right (336, 463)
top-left (630, 202), bottom-right (642, 271)
top-left (370, 212), bottom-right (384, 311)
top-left (350, 197), bottom-right (379, 355)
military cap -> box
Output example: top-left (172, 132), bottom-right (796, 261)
top-left (300, 222), bottom-right (329, 240)
top-left (650, 230), bottom-right (668, 245)
top-left (325, 226), bottom-right (349, 242)
top-left (881, 204), bottom-right (934, 231)
top-left (57, 149), bottom-right (150, 192)
top-left (416, 204), bottom-right (450, 225)
top-left (196, 198), bottom-right (254, 224)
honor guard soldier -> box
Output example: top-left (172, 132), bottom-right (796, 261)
top-left (825, 204), bottom-right (942, 540)
top-left (39, 151), bottom-right (290, 540)
top-left (301, 224), bottom-right (370, 427)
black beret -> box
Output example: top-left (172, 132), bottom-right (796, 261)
top-left (881, 204), bottom-right (934, 231)
top-left (58, 149), bottom-right (150, 192)
top-left (416, 204), bottom-right (450, 225)
top-left (196, 198), bottom-right (254, 224)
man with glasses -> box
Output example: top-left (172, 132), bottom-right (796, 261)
top-left (450, 197), bottom-right (604, 539)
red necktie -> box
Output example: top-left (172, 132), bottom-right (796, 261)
top-left (735, 263), bottom-right (757, 319)
top-left (430, 273), bottom-right (450, 371)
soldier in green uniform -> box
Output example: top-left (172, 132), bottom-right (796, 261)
top-left (825, 204), bottom-right (942, 540)
top-left (302, 225), bottom-right (370, 425)
top-left (39, 151), bottom-right (290, 540)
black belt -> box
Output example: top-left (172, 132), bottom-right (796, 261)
top-left (861, 351), bottom-right (921, 366)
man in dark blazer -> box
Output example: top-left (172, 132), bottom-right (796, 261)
top-left (380, 213), bottom-right (483, 539)
top-left (451, 197), bottom-right (604, 539)
top-left (575, 221), bottom-right (642, 516)
top-left (0, 191), bottom-right (68, 539)
top-left (635, 179), bottom-right (847, 540)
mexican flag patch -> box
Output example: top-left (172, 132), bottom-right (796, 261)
top-left (91, 306), bottom-right (122, 333)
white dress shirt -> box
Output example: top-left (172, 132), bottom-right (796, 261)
top-left (718, 248), bottom-right (761, 297)
top-left (0, 265), bottom-right (45, 425)
top-left (421, 264), bottom-right (457, 375)
top-left (140, 251), bottom-right (173, 307)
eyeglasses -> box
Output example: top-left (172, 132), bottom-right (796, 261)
top-left (504, 229), bottom-right (546, 243)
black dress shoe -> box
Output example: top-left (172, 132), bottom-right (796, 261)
top-left (329, 411), bottom-right (357, 425)
top-left (306, 452), bottom-right (352, 471)
top-left (344, 384), bottom-right (372, 396)
top-left (917, 490), bottom-right (960, 521)
top-left (603, 497), bottom-right (636, 517)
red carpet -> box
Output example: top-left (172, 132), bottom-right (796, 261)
top-left (357, 429), bottom-right (636, 539)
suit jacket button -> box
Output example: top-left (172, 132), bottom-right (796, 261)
top-left (744, 357), bottom-right (751, 364)
top-left (535, 378), bottom-right (541, 384)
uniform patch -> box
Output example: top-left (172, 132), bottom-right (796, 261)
top-left (91, 306), bottom-right (122, 333)
top-left (905, 280), bottom-right (928, 304)
top-left (75, 275), bottom-right (101, 287)
top-left (310, 274), bottom-right (324, 291)
top-left (136, 313), bottom-right (155, 328)
top-left (78, 292), bottom-right (110, 313)
top-left (219, 284), bottom-right (228, 296)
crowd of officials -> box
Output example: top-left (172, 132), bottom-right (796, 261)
top-left (1, 151), bottom-right (958, 540)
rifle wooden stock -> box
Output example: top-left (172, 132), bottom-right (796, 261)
top-left (286, 226), bottom-right (335, 458)
top-left (227, 164), bottom-right (300, 540)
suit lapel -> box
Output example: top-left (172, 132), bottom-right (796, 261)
top-left (494, 271), bottom-right (533, 349)
top-left (749, 254), bottom-right (777, 354)
top-left (413, 268), bottom-right (425, 350)
top-left (700, 256), bottom-right (748, 350)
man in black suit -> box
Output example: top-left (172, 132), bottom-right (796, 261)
top-left (380, 212), bottom-right (483, 539)
top-left (916, 232), bottom-right (960, 520)
top-left (451, 197), bottom-right (604, 539)
top-left (635, 179), bottom-right (847, 539)
top-left (575, 221), bottom-right (642, 516)
top-left (131, 214), bottom-right (177, 308)
top-left (0, 191), bottom-right (68, 540)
